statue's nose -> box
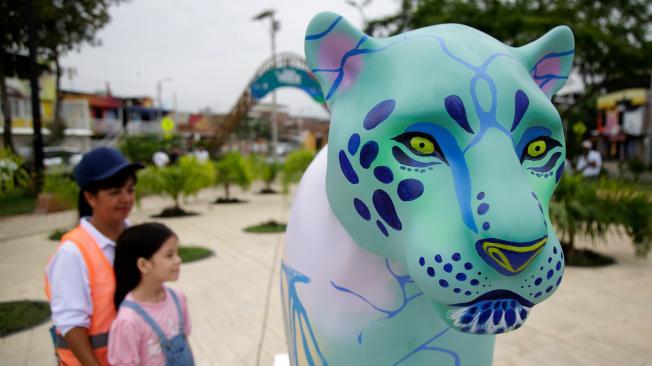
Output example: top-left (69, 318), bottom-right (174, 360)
top-left (475, 236), bottom-right (547, 276)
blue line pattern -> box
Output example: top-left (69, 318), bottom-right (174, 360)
top-left (282, 262), bottom-right (328, 365)
top-left (305, 16), bottom-right (343, 41)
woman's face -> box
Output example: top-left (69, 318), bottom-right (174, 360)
top-left (85, 176), bottom-right (136, 224)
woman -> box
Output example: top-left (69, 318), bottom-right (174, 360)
top-left (45, 147), bottom-right (143, 366)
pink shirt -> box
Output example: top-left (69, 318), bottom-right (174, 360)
top-left (108, 288), bottom-right (191, 366)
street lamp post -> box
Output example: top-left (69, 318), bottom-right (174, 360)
top-left (156, 77), bottom-right (172, 123)
top-left (253, 9), bottom-right (280, 161)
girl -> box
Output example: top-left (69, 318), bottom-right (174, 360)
top-left (108, 223), bottom-right (194, 366)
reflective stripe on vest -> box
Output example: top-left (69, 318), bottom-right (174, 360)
top-left (44, 225), bottom-right (116, 366)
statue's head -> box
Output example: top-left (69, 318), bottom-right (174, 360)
top-left (305, 12), bottom-right (573, 335)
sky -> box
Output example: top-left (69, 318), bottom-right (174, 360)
top-left (60, 0), bottom-right (401, 119)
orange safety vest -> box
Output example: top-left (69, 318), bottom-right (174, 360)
top-left (45, 225), bottom-right (116, 366)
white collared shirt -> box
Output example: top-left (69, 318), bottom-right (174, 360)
top-left (46, 218), bottom-right (121, 336)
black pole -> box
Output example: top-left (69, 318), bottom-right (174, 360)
top-left (25, 0), bottom-right (44, 190)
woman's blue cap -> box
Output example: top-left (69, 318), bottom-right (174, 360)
top-left (74, 147), bottom-right (144, 189)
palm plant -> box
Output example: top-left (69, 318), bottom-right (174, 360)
top-left (281, 149), bottom-right (315, 193)
top-left (550, 174), bottom-right (652, 262)
top-left (213, 152), bottom-right (252, 202)
top-left (249, 154), bottom-right (281, 194)
top-left (138, 155), bottom-right (215, 216)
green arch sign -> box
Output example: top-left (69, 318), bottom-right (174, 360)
top-left (250, 67), bottom-right (325, 104)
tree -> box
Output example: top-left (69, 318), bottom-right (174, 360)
top-left (137, 156), bottom-right (215, 216)
top-left (281, 149), bottom-right (315, 193)
top-left (213, 152), bottom-right (252, 202)
top-left (367, 0), bottom-right (652, 139)
top-left (249, 154), bottom-right (281, 194)
top-left (0, 0), bottom-right (127, 146)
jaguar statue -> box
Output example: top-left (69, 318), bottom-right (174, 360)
top-left (281, 11), bottom-right (574, 366)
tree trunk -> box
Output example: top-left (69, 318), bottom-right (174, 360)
top-left (0, 50), bottom-right (15, 152)
top-left (50, 51), bottom-right (64, 143)
top-left (225, 183), bottom-right (230, 200)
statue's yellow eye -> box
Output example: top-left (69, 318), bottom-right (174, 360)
top-left (409, 136), bottom-right (435, 155)
top-left (527, 140), bottom-right (547, 158)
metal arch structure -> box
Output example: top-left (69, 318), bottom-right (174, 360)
top-left (211, 52), bottom-right (328, 150)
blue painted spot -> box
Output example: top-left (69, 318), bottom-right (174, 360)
top-left (546, 285), bottom-right (553, 293)
top-left (439, 279), bottom-right (449, 288)
top-left (495, 328), bottom-right (505, 334)
top-left (556, 277), bottom-right (563, 286)
top-left (464, 262), bottom-right (473, 270)
top-left (477, 203), bottom-right (489, 215)
top-left (453, 288), bottom-right (461, 293)
top-left (470, 279), bottom-right (479, 286)
top-left (461, 326), bottom-right (470, 332)
top-left (452, 253), bottom-right (461, 261)
top-left (534, 278), bottom-right (542, 286)
top-left (482, 222), bottom-right (490, 230)
top-left (465, 291), bottom-right (472, 296)
top-left (547, 269), bottom-right (554, 279)
top-left (363, 99), bottom-right (395, 130)
top-left (353, 198), bottom-right (371, 220)
top-left (505, 309), bottom-right (516, 327)
top-left (360, 141), bottom-right (379, 169)
top-left (468, 306), bottom-right (478, 315)
top-left (376, 220), bottom-right (388, 237)
top-left (338, 150), bottom-right (359, 184)
top-left (477, 192), bottom-right (485, 200)
top-left (373, 166), bottom-right (393, 184)
top-left (478, 309), bottom-right (492, 325)
top-left (372, 189), bottom-right (402, 231)
top-left (461, 315), bottom-right (474, 324)
top-left (435, 255), bottom-right (443, 263)
top-left (397, 179), bottom-right (424, 201)
top-left (456, 273), bottom-right (467, 281)
top-left (493, 309), bottom-right (504, 325)
top-left (400, 166), bottom-right (406, 170)
top-left (444, 95), bottom-right (474, 134)
top-left (553, 247), bottom-right (558, 254)
top-left (510, 89), bottom-right (530, 132)
top-left (556, 261), bottom-right (561, 271)
top-left (348, 133), bottom-right (360, 155)
top-left (534, 292), bottom-right (542, 298)
top-left (443, 263), bottom-right (453, 273)
top-left (427, 267), bottom-right (435, 277)
top-left (419, 257), bottom-right (425, 266)
top-left (548, 257), bottom-right (552, 263)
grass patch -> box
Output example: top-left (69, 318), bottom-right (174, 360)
top-left (244, 220), bottom-right (286, 234)
top-left (0, 300), bottom-right (51, 337)
top-left (152, 207), bottom-right (198, 218)
top-left (214, 197), bottom-right (247, 204)
top-left (179, 246), bottom-right (213, 263)
top-left (564, 248), bottom-right (616, 267)
top-left (0, 191), bottom-right (37, 217)
top-left (48, 228), bottom-right (70, 241)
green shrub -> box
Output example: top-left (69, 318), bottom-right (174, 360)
top-left (281, 149), bottom-right (315, 193)
top-left (42, 173), bottom-right (78, 209)
top-left (249, 154), bottom-right (281, 193)
top-left (138, 156), bottom-right (215, 214)
top-left (244, 220), bottom-right (287, 233)
top-left (179, 246), bottom-right (213, 263)
top-left (119, 134), bottom-right (183, 164)
top-left (0, 148), bottom-right (30, 197)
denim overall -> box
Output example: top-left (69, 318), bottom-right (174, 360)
top-left (121, 288), bottom-right (194, 366)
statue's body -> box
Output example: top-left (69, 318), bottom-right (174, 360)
top-left (282, 12), bottom-right (574, 365)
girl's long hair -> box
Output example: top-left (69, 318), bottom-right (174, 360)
top-left (78, 169), bottom-right (138, 218)
top-left (113, 222), bottom-right (176, 309)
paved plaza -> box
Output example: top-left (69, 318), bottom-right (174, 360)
top-left (0, 186), bottom-right (651, 366)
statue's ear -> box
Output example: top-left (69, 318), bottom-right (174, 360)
top-left (515, 26), bottom-right (575, 99)
top-left (304, 12), bottom-right (376, 108)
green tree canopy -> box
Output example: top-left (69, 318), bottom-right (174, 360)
top-left (214, 152), bottom-right (253, 200)
top-left (367, 0), bottom-right (652, 134)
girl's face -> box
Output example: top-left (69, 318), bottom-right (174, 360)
top-left (85, 177), bottom-right (135, 223)
top-left (143, 236), bottom-right (182, 283)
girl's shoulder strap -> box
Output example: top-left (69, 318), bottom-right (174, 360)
top-left (166, 287), bottom-right (185, 334)
top-left (120, 300), bottom-right (168, 342)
